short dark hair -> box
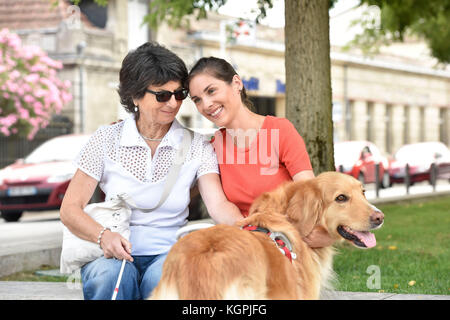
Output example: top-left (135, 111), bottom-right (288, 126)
top-left (186, 56), bottom-right (253, 109)
top-left (118, 42), bottom-right (188, 119)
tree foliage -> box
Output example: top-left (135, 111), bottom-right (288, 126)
top-left (350, 0), bottom-right (450, 64)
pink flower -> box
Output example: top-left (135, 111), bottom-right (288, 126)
top-left (0, 114), bottom-right (17, 126)
top-left (0, 126), bottom-right (10, 136)
top-left (25, 73), bottom-right (40, 84)
top-left (18, 107), bottom-right (29, 119)
top-left (30, 64), bottom-right (46, 73)
top-left (9, 70), bottom-right (20, 79)
top-left (0, 29), bottom-right (69, 139)
top-left (33, 101), bottom-right (43, 111)
top-left (23, 94), bottom-right (34, 103)
top-left (6, 80), bottom-right (18, 92)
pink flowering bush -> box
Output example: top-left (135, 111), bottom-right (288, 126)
top-left (0, 28), bottom-right (72, 139)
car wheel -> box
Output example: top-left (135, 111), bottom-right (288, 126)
top-left (1, 211), bottom-right (23, 222)
top-left (381, 172), bottom-right (391, 189)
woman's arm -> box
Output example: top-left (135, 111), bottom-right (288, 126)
top-left (60, 169), bottom-right (133, 261)
top-left (197, 173), bottom-right (243, 225)
top-left (292, 170), bottom-right (315, 182)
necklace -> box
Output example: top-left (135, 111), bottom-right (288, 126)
top-left (140, 133), bottom-right (163, 141)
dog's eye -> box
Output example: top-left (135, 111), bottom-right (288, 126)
top-left (335, 194), bottom-right (348, 203)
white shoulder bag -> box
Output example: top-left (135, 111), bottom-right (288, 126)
top-left (60, 129), bottom-right (193, 274)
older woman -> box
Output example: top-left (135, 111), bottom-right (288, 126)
top-left (60, 43), bottom-right (242, 300)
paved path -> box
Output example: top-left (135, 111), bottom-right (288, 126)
top-left (0, 212), bottom-right (62, 277)
top-left (0, 281), bottom-right (448, 300)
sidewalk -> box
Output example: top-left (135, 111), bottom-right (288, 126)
top-left (0, 281), bottom-right (448, 300)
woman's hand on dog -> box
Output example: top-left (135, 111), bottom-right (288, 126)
top-left (100, 230), bottom-right (133, 262)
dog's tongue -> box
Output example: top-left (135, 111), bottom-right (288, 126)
top-left (354, 231), bottom-right (376, 248)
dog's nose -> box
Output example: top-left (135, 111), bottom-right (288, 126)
top-left (370, 210), bottom-right (384, 226)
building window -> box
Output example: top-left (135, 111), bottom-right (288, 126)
top-left (128, 0), bottom-right (149, 50)
top-left (79, 0), bottom-right (108, 28)
top-left (249, 96), bottom-right (275, 116)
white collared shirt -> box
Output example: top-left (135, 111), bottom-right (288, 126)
top-left (75, 115), bottom-right (219, 255)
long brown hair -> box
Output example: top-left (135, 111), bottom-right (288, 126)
top-left (186, 57), bottom-right (254, 110)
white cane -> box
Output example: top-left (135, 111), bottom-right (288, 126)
top-left (111, 259), bottom-right (127, 300)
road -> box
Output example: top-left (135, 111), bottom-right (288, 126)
top-left (0, 210), bottom-right (62, 257)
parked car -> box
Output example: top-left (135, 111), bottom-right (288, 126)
top-left (0, 134), bottom-right (91, 222)
top-left (389, 141), bottom-right (450, 185)
top-left (334, 141), bottom-right (390, 188)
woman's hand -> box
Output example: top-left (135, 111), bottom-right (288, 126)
top-left (100, 230), bottom-right (133, 262)
top-left (303, 226), bottom-right (335, 248)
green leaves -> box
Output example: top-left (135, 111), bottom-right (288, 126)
top-left (349, 0), bottom-right (450, 63)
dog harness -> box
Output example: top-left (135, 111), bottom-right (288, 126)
top-left (241, 225), bottom-right (297, 262)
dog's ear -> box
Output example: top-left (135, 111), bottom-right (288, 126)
top-left (248, 192), bottom-right (271, 215)
top-left (286, 180), bottom-right (324, 238)
top-left (249, 183), bottom-right (288, 216)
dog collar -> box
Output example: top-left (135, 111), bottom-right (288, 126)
top-left (241, 225), bottom-right (297, 262)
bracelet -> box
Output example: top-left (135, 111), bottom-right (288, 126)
top-left (97, 227), bottom-right (110, 248)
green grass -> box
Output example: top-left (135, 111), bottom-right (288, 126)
top-left (0, 265), bottom-right (68, 282)
top-left (333, 196), bottom-right (450, 295)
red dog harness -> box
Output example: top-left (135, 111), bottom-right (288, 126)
top-left (242, 225), bottom-right (297, 262)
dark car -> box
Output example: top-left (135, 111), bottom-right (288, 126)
top-left (389, 141), bottom-right (450, 185)
top-left (0, 134), bottom-right (91, 222)
top-left (334, 141), bottom-right (390, 188)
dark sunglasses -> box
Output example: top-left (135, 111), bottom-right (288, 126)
top-left (146, 88), bottom-right (189, 102)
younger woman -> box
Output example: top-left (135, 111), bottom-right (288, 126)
top-left (187, 57), bottom-right (333, 247)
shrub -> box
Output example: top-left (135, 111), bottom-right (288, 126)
top-left (0, 28), bottom-right (72, 139)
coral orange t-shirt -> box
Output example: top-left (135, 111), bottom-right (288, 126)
top-left (212, 116), bottom-right (312, 217)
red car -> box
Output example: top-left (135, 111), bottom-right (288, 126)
top-left (334, 141), bottom-right (390, 188)
top-left (0, 134), bottom-right (91, 222)
top-left (389, 141), bottom-right (450, 185)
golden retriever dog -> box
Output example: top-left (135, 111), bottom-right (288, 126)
top-left (150, 171), bottom-right (384, 300)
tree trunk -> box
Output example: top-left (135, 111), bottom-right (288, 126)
top-left (284, 0), bottom-right (334, 174)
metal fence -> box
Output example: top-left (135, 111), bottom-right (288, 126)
top-left (339, 162), bottom-right (449, 198)
top-left (0, 116), bottom-right (73, 169)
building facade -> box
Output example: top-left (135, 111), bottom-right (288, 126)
top-left (2, 0), bottom-right (449, 157)
top-left (153, 11), bottom-right (450, 155)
